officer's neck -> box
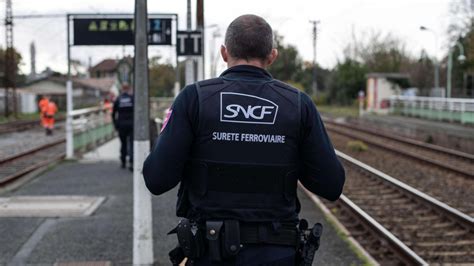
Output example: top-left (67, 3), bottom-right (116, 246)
top-left (227, 58), bottom-right (267, 69)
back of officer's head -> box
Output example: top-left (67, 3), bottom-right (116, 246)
top-left (121, 83), bottom-right (132, 94)
top-left (224, 14), bottom-right (273, 61)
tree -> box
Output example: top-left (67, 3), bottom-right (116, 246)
top-left (0, 46), bottom-right (24, 84)
top-left (345, 30), bottom-right (411, 73)
top-left (268, 33), bottom-right (303, 82)
top-left (403, 50), bottom-right (435, 95)
top-left (327, 58), bottom-right (367, 105)
top-left (448, 0), bottom-right (473, 42)
top-left (148, 56), bottom-right (175, 97)
top-left (293, 61), bottom-right (331, 95)
top-left (268, 33), bottom-right (331, 95)
top-left (446, 0), bottom-right (474, 97)
top-left (327, 30), bottom-right (413, 104)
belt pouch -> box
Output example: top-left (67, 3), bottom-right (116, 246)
top-left (223, 220), bottom-right (241, 258)
top-left (206, 221), bottom-right (223, 262)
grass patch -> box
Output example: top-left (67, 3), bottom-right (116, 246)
top-left (0, 112), bottom-right (40, 124)
top-left (347, 140), bottom-right (368, 152)
top-left (317, 105), bottom-right (359, 118)
top-left (0, 111), bottom-right (66, 124)
top-left (322, 207), bottom-right (375, 266)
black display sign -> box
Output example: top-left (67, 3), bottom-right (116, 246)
top-left (176, 31), bottom-right (202, 56)
top-left (73, 17), bottom-right (172, 45)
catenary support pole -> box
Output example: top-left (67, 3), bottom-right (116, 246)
top-left (185, 0), bottom-right (194, 85)
top-left (66, 15), bottom-right (74, 159)
top-left (133, 0), bottom-right (154, 264)
top-left (174, 15), bottom-right (180, 98)
top-left (310, 20), bottom-right (320, 97)
top-left (196, 0), bottom-right (204, 80)
top-left (447, 42), bottom-right (466, 98)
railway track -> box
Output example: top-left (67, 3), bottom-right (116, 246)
top-left (0, 139), bottom-right (66, 187)
top-left (324, 119), bottom-right (474, 178)
top-left (320, 150), bottom-right (473, 265)
top-left (0, 117), bottom-right (65, 134)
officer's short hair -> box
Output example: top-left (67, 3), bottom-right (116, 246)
top-left (225, 14), bottom-right (273, 61)
top-left (122, 83), bottom-right (131, 91)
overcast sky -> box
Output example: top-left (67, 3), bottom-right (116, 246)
top-left (3, 0), bottom-right (455, 77)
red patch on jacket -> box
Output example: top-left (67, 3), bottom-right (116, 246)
top-left (161, 109), bottom-right (173, 132)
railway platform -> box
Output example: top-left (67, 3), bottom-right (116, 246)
top-left (0, 138), bottom-right (369, 265)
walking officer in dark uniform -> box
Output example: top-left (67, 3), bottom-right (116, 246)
top-left (112, 83), bottom-right (134, 171)
top-left (143, 14), bottom-right (345, 265)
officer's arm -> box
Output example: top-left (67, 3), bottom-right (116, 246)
top-left (143, 85), bottom-right (197, 195)
top-left (112, 99), bottom-right (118, 127)
top-left (298, 94), bottom-right (345, 201)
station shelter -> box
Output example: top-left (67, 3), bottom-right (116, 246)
top-left (366, 73), bottom-right (410, 114)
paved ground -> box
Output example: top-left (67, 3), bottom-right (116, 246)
top-left (0, 138), bottom-right (365, 265)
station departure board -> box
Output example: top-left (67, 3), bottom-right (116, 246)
top-left (72, 17), bottom-right (172, 45)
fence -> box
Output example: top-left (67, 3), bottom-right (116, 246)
top-left (389, 96), bottom-right (474, 124)
top-left (71, 106), bottom-right (115, 152)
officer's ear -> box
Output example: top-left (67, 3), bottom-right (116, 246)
top-left (221, 45), bottom-right (229, 63)
top-left (266, 48), bottom-right (278, 66)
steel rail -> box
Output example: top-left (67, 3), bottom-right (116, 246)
top-left (0, 138), bottom-right (65, 165)
top-left (338, 194), bottom-right (429, 265)
top-left (326, 123), bottom-right (474, 178)
top-left (0, 152), bottom-right (65, 187)
top-left (324, 119), bottom-right (474, 161)
top-left (336, 150), bottom-right (474, 228)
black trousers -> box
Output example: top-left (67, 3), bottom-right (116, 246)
top-left (118, 127), bottom-right (133, 165)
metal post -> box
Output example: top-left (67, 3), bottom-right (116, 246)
top-left (174, 15), bottom-right (180, 98)
top-left (66, 15), bottom-right (74, 159)
top-left (310, 20), bottom-right (320, 97)
top-left (185, 0), bottom-right (194, 85)
top-left (447, 51), bottom-right (453, 98)
top-left (447, 42), bottom-right (466, 98)
top-left (434, 60), bottom-right (439, 91)
top-left (433, 33), bottom-right (439, 91)
top-left (210, 27), bottom-right (221, 78)
top-left (4, 0), bottom-right (14, 117)
top-left (196, 0), bottom-right (204, 80)
top-left (420, 26), bottom-right (439, 90)
top-left (133, 0), bottom-right (154, 264)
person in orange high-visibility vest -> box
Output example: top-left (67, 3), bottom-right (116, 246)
top-left (103, 98), bottom-right (113, 123)
top-left (38, 95), bottom-right (50, 129)
top-left (43, 100), bottom-right (58, 136)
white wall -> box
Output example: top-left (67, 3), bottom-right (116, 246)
top-left (366, 77), bottom-right (402, 114)
top-left (19, 92), bottom-right (38, 113)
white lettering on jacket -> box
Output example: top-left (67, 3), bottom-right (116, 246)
top-left (220, 92), bottom-right (278, 124)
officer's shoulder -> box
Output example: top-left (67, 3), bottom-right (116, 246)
top-left (271, 79), bottom-right (300, 94)
top-left (196, 77), bottom-right (224, 88)
top-left (194, 78), bottom-right (225, 101)
top-left (271, 81), bottom-right (315, 110)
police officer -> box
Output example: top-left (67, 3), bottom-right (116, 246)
top-left (143, 14), bottom-right (345, 265)
top-left (112, 83), bottom-right (133, 171)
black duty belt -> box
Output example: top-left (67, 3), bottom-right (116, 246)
top-left (239, 223), bottom-right (299, 246)
top-left (169, 219), bottom-right (300, 264)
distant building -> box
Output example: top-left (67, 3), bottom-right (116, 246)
top-left (89, 59), bottom-right (118, 78)
top-left (14, 75), bottom-right (118, 113)
top-left (89, 57), bottom-right (133, 85)
top-left (366, 73), bottom-right (410, 114)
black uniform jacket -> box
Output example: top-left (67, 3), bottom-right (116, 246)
top-left (143, 65), bottom-right (344, 205)
top-left (112, 92), bottom-right (134, 129)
